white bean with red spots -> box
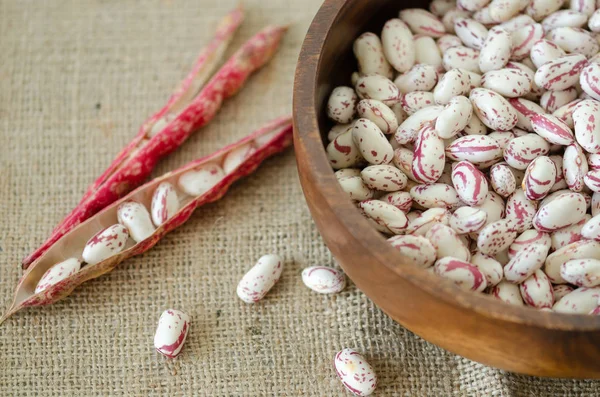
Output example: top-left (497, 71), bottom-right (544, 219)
top-left (445, 135), bottom-right (503, 165)
top-left (482, 69), bottom-right (532, 98)
top-left (451, 160), bottom-right (489, 205)
top-left (327, 130), bottom-right (363, 170)
top-left (443, 46), bottom-right (481, 72)
top-left (355, 74), bottom-right (401, 105)
top-left (237, 254), bottom-right (283, 303)
top-left (519, 269), bottom-right (554, 308)
top-left (533, 192), bottom-right (587, 232)
top-left (400, 8), bottom-right (447, 38)
top-left (328, 123), bottom-right (353, 142)
top-left (395, 105), bottom-right (444, 144)
top-left (529, 114), bottom-right (574, 146)
top-left (437, 34), bottom-right (463, 52)
top-left (542, 10), bottom-right (588, 29)
top-left (580, 62), bottom-right (600, 102)
top-left (414, 36), bottom-right (444, 70)
top-left (573, 99), bottom-right (600, 154)
top-left (410, 183), bottom-right (461, 209)
top-left (338, 176), bottom-right (374, 201)
top-left (471, 252), bottom-right (503, 286)
top-left (388, 234), bottom-right (437, 267)
top-left (550, 214), bottom-right (589, 250)
top-left (356, 99), bottom-right (399, 134)
top-left (433, 68), bottom-right (472, 104)
top-left (589, 9), bottom-right (600, 32)
top-left (477, 219), bottom-right (518, 255)
top-left (443, 9), bottom-right (472, 33)
top-left (553, 284), bottom-right (574, 300)
top-left (539, 88), bottom-right (578, 114)
top-left (534, 54), bottom-right (588, 91)
top-left (361, 164), bottom-right (408, 191)
top-left (117, 201), bottom-right (155, 243)
top-left (561, 259), bottom-right (600, 287)
top-left (426, 223), bottom-right (472, 261)
top-left (359, 199), bottom-right (409, 234)
top-left (435, 96), bottom-right (473, 138)
top-left (394, 64), bottom-right (439, 93)
top-left (552, 99), bottom-right (582, 129)
top-left (334, 349), bottom-right (377, 396)
top-left (151, 182), bottom-right (179, 227)
top-left (380, 191), bottom-right (413, 212)
top-left (353, 33), bottom-right (394, 79)
top-left (430, 0), bottom-right (457, 17)
top-left (327, 86), bottom-right (358, 124)
top-left (450, 206), bottom-right (488, 233)
top-left (546, 27), bottom-right (600, 58)
top-left (470, 88), bottom-right (518, 130)
top-left (479, 27), bottom-right (513, 73)
top-left (582, 213), bottom-right (600, 241)
top-left (522, 156), bottom-right (556, 200)
top-left (490, 280), bottom-right (525, 305)
top-left (504, 188), bottom-right (537, 232)
top-left (508, 229), bottom-right (551, 258)
top-left (401, 91), bottom-right (436, 115)
top-left (530, 39), bottom-right (566, 69)
top-left (545, 240), bottom-right (600, 283)
top-left (508, 98), bottom-right (546, 132)
top-left (490, 162), bottom-right (517, 197)
top-left (381, 19), bottom-right (415, 73)
top-left (301, 266), bottom-right (346, 294)
top-left (154, 309), bottom-right (190, 358)
top-left (562, 143), bottom-right (588, 191)
top-left (526, 0), bottom-right (563, 21)
top-left (82, 224), bottom-right (129, 265)
top-left (504, 243), bottom-right (549, 282)
top-left (407, 207), bottom-right (450, 235)
top-left (511, 24), bottom-right (545, 60)
top-left (553, 286), bottom-right (600, 313)
top-left (35, 258), bottom-right (81, 294)
top-left (434, 256), bottom-right (487, 291)
top-left (454, 18), bottom-right (489, 50)
top-left (504, 134), bottom-right (551, 170)
top-left (411, 125), bottom-right (446, 183)
top-left (352, 118), bottom-right (394, 165)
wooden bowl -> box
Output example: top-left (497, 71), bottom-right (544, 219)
top-left (292, 0), bottom-right (600, 378)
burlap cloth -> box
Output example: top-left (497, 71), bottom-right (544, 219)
top-left (1, 0), bottom-right (599, 395)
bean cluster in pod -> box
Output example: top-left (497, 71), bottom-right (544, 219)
top-left (326, 0), bottom-right (600, 316)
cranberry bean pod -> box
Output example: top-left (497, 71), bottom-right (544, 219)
top-left (353, 32), bottom-right (394, 79)
top-left (20, 8), bottom-right (251, 268)
top-left (1, 116), bottom-right (293, 323)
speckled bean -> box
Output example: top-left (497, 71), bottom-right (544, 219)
top-left (450, 206), bottom-right (488, 233)
top-left (154, 309), bottom-right (190, 358)
top-left (435, 96), bottom-right (473, 138)
top-left (356, 74), bottom-right (401, 105)
top-left (302, 266), bottom-right (346, 294)
top-left (327, 86), bottom-right (358, 124)
top-left (522, 156), bottom-right (556, 200)
top-left (356, 99), bottom-right (399, 134)
top-left (490, 280), bottom-right (525, 305)
top-left (334, 349), bottom-right (377, 396)
top-left (407, 207), bottom-right (450, 235)
top-left (352, 118), bottom-right (394, 165)
top-left (477, 219), bottom-right (518, 255)
top-left (479, 27), bottom-right (513, 73)
top-left (443, 46), bottom-right (481, 72)
top-left (533, 192), bottom-right (587, 232)
top-left (546, 27), bottom-right (600, 58)
top-left (433, 68), bottom-right (472, 104)
top-left (388, 234), bottom-right (437, 267)
top-left (470, 88), bottom-right (519, 130)
top-left (401, 91), bottom-right (436, 115)
top-left (82, 224), bottom-right (129, 265)
top-left (381, 19), bottom-right (415, 73)
top-left (553, 286), bottom-right (600, 313)
top-left (505, 188), bottom-right (537, 232)
top-left (508, 229), bottom-right (551, 258)
top-left (511, 24), bottom-right (544, 60)
top-left (237, 254), bottom-right (283, 303)
top-left (400, 8), bottom-right (447, 37)
top-left (504, 134), bottom-right (551, 170)
top-left (490, 162), bottom-right (517, 197)
top-left (504, 243), bottom-right (549, 282)
top-left (395, 105), bottom-right (444, 144)
top-left (412, 125), bottom-right (446, 183)
top-left (361, 164), bottom-right (408, 191)
top-left (434, 256), bottom-right (487, 291)
top-left (359, 199), bottom-right (409, 234)
top-left (519, 269), bottom-right (554, 308)
top-left (534, 54), bottom-right (588, 91)
top-left (410, 183), bottom-right (461, 208)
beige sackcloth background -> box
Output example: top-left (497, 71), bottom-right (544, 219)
top-left (1, 0), bottom-right (599, 395)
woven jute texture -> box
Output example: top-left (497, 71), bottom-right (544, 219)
top-left (1, 1), bottom-right (599, 395)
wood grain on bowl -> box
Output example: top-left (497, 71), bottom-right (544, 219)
top-left (292, 0), bottom-right (600, 378)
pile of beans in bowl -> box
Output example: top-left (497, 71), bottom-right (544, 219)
top-left (325, 0), bottom-right (600, 315)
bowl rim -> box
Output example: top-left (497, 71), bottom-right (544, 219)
top-left (292, 0), bottom-right (600, 332)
